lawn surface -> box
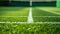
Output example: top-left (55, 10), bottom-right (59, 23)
top-left (0, 7), bottom-right (29, 22)
top-left (0, 7), bottom-right (60, 34)
top-left (32, 7), bottom-right (60, 22)
top-left (0, 24), bottom-right (60, 34)
top-left (0, 7), bottom-right (60, 22)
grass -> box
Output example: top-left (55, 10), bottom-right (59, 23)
top-left (0, 7), bottom-right (29, 16)
top-left (0, 7), bottom-right (60, 34)
top-left (32, 7), bottom-right (60, 22)
top-left (0, 17), bottom-right (27, 22)
top-left (32, 7), bottom-right (60, 16)
top-left (0, 7), bottom-right (60, 22)
top-left (0, 7), bottom-right (29, 22)
top-left (0, 24), bottom-right (60, 34)
top-left (33, 17), bottom-right (60, 22)
top-left (40, 7), bottom-right (60, 13)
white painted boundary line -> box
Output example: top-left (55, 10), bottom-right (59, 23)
top-left (0, 16), bottom-right (60, 17)
top-left (39, 8), bottom-right (60, 15)
top-left (27, 7), bottom-right (34, 23)
top-left (0, 16), bottom-right (27, 17)
top-left (34, 16), bottom-right (60, 17)
top-left (0, 22), bottom-right (27, 24)
top-left (0, 22), bottom-right (60, 24)
top-left (35, 22), bottom-right (60, 24)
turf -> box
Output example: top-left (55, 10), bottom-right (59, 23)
top-left (0, 24), bottom-right (60, 34)
top-left (33, 17), bottom-right (60, 22)
top-left (0, 7), bottom-right (60, 34)
top-left (32, 7), bottom-right (60, 16)
top-left (0, 7), bottom-right (29, 22)
top-left (0, 17), bottom-right (27, 22)
top-left (0, 7), bottom-right (29, 16)
top-left (32, 7), bottom-right (60, 22)
top-left (39, 7), bottom-right (60, 13)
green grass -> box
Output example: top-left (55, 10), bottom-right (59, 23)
top-left (0, 17), bottom-right (27, 22)
top-left (39, 7), bottom-right (60, 13)
top-left (0, 7), bottom-right (29, 22)
top-left (0, 7), bottom-right (29, 16)
top-left (32, 7), bottom-right (60, 22)
top-left (0, 24), bottom-right (60, 34)
top-left (32, 7), bottom-right (60, 16)
top-left (0, 7), bottom-right (60, 34)
top-left (33, 17), bottom-right (60, 22)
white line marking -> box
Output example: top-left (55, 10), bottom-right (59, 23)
top-left (34, 16), bottom-right (60, 17)
top-left (0, 22), bottom-right (60, 24)
top-left (39, 8), bottom-right (60, 15)
top-left (27, 8), bottom-right (34, 23)
top-left (0, 16), bottom-right (27, 17)
top-left (35, 22), bottom-right (60, 24)
top-left (0, 16), bottom-right (60, 17)
top-left (0, 22), bottom-right (27, 24)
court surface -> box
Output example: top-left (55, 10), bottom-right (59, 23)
top-left (0, 7), bottom-right (29, 22)
top-left (0, 7), bottom-right (60, 24)
top-left (0, 7), bottom-right (60, 34)
top-left (32, 7), bottom-right (60, 23)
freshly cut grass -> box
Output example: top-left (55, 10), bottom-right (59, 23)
top-left (32, 8), bottom-right (60, 16)
top-left (0, 24), bottom-right (60, 34)
top-left (0, 17), bottom-right (27, 22)
top-left (0, 7), bottom-right (29, 16)
top-left (38, 7), bottom-right (60, 13)
top-left (0, 7), bottom-right (29, 22)
top-left (32, 7), bottom-right (60, 22)
top-left (33, 17), bottom-right (60, 22)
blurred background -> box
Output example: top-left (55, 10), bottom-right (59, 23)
top-left (0, 0), bottom-right (56, 7)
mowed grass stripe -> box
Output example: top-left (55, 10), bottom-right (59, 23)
top-left (0, 7), bottom-right (29, 22)
top-left (32, 8), bottom-right (60, 16)
top-left (0, 7), bottom-right (26, 11)
top-left (39, 8), bottom-right (60, 15)
top-left (0, 24), bottom-right (60, 34)
top-left (32, 7), bottom-right (60, 22)
top-left (39, 7), bottom-right (60, 13)
top-left (0, 16), bottom-right (28, 22)
top-left (0, 7), bottom-right (29, 16)
top-left (33, 17), bottom-right (60, 22)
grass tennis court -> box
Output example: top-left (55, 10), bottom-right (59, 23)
top-left (32, 7), bottom-right (60, 22)
top-left (0, 24), bottom-right (60, 34)
top-left (0, 0), bottom-right (60, 34)
top-left (0, 5), bottom-right (60, 34)
top-left (39, 7), bottom-right (60, 13)
top-left (0, 7), bottom-right (60, 23)
top-left (0, 7), bottom-right (29, 22)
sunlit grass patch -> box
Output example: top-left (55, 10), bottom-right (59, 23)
top-left (33, 16), bottom-right (60, 22)
top-left (0, 16), bottom-right (27, 22)
top-left (38, 7), bottom-right (60, 13)
top-left (32, 8), bottom-right (60, 16)
top-left (32, 7), bottom-right (60, 22)
top-left (0, 7), bottom-right (29, 22)
top-left (0, 24), bottom-right (60, 34)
